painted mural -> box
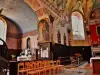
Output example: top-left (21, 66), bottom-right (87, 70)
top-left (90, 8), bottom-right (100, 19)
top-left (32, 0), bottom-right (41, 10)
top-left (36, 8), bottom-right (45, 17)
top-left (38, 19), bottom-right (49, 42)
top-left (25, 0), bottom-right (97, 46)
top-left (48, 0), bottom-right (67, 10)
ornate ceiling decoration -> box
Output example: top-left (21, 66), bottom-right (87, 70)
top-left (25, 0), bottom-right (100, 25)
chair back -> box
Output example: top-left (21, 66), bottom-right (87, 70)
top-left (57, 60), bottom-right (60, 65)
top-left (50, 60), bottom-right (54, 66)
top-left (18, 62), bottom-right (25, 71)
top-left (25, 62), bottom-right (30, 69)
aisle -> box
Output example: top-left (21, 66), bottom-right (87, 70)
top-left (57, 62), bottom-right (92, 75)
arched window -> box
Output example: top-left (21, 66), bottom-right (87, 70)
top-left (71, 11), bottom-right (85, 40)
top-left (0, 17), bottom-right (7, 45)
top-left (26, 37), bottom-right (31, 49)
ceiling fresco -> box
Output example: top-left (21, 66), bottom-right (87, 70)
top-left (25, 0), bottom-right (100, 21)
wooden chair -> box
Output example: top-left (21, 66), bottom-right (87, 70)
top-left (28, 61), bottom-right (45, 75)
top-left (25, 62), bottom-right (31, 69)
top-left (37, 60), bottom-right (53, 75)
top-left (56, 60), bottom-right (64, 73)
top-left (18, 62), bottom-right (27, 75)
top-left (36, 61), bottom-right (45, 75)
top-left (25, 61), bottom-right (33, 74)
top-left (27, 62), bottom-right (39, 75)
top-left (49, 60), bottom-right (56, 75)
top-left (44, 60), bottom-right (52, 75)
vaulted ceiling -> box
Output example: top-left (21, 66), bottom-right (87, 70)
top-left (0, 0), bottom-right (38, 33)
top-left (0, 0), bottom-right (100, 33)
top-left (25, 0), bottom-right (100, 21)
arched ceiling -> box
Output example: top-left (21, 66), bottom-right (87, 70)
top-left (0, 0), bottom-right (38, 33)
top-left (0, 0), bottom-right (100, 34)
top-left (25, 0), bottom-right (100, 21)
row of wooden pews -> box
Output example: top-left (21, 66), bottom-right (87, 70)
top-left (18, 60), bottom-right (64, 75)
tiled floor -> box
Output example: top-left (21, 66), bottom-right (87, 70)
top-left (57, 62), bottom-right (92, 75)
top-left (7, 62), bottom-right (92, 75)
top-left (57, 68), bottom-right (92, 75)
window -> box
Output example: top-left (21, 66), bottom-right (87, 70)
top-left (26, 37), bottom-right (31, 49)
top-left (0, 18), bottom-right (7, 45)
top-left (71, 12), bottom-right (85, 40)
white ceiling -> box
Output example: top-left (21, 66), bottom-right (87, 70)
top-left (0, 0), bottom-right (38, 33)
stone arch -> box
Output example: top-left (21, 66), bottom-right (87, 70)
top-left (0, 17), bottom-right (7, 45)
top-left (0, 15), bottom-right (22, 49)
top-left (26, 37), bottom-right (31, 49)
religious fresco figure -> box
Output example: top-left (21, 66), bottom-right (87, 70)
top-left (91, 8), bottom-right (100, 19)
top-left (38, 19), bottom-right (49, 42)
top-left (55, 0), bottom-right (67, 10)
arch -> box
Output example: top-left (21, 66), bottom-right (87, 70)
top-left (0, 17), bottom-right (7, 45)
top-left (26, 37), bottom-right (31, 49)
top-left (3, 16), bottom-right (22, 34)
top-left (71, 11), bottom-right (85, 40)
top-left (0, 15), bottom-right (22, 49)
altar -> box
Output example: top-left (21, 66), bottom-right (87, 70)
top-left (17, 56), bottom-right (33, 61)
top-left (17, 48), bottom-right (33, 61)
top-left (90, 57), bottom-right (100, 74)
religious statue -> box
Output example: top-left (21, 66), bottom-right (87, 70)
top-left (57, 30), bottom-right (61, 43)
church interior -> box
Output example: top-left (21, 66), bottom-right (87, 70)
top-left (0, 0), bottom-right (100, 75)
